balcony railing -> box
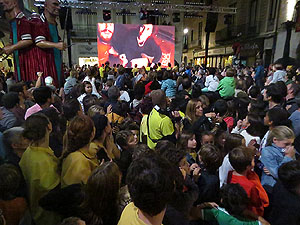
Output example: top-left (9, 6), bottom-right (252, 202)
top-left (215, 21), bottom-right (262, 43)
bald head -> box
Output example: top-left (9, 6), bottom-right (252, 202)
top-left (44, 0), bottom-right (60, 17)
top-left (151, 89), bottom-right (167, 108)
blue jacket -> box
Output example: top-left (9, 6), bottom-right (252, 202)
top-left (161, 79), bottom-right (177, 97)
top-left (260, 144), bottom-right (293, 187)
top-left (255, 65), bottom-right (264, 80)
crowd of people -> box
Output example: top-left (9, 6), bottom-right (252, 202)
top-left (0, 60), bottom-right (300, 225)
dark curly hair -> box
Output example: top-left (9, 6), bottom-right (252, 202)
top-left (23, 113), bottom-right (50, 142)
top-left (126, 153), bottom-right (174, 217)
top-left (221, 183), bottom-right (249, 217)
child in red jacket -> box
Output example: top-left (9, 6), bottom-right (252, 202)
top-left (228, 146), bottom-right (269, 216)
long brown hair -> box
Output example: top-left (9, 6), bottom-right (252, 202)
top-left (59, 115), bottom-right (94, 170)
top-left (185, 99), bottom-right (202, 124)
top-left (177, 131), bottom-right (194, 151)
top-left (82, 162), bottom-right (121, 225)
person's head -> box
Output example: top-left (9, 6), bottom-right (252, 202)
top-left (198, 95), bottom-right (210, 110)
top-left (226, 68), bottom-right (235, 77)
top-left (92, 114), bottom-right (111, 141)
top-left (126, 154), bottom-right (174, 217)
top-left (139, 96), bottom-right (153, 114)
top-left (122, 120), bottom-right (139, 145)
top-left (107, 86), bottom-right (120, 101)
top-left (44, 0), bottom-right (60, 17)
top-left (133, 82), bottom-right (145, 100)
top-left (63, 99), bottom-right (83, 121)
top-left (215, 128), bottom-right (227, 149)
top-left (229, 146), bottom-right (255, 174)
top-left (273, 63), bottom-right (283, 71)
top-left (214, 99), bottom-right (228, 117)
top-left (70, 69), bottom-right (79, 78)
top-left (236, 79), bottom-right (247, 91)
top-left (223, 134), bottom-right (245, 155)
top-left (244, 113), bottom-right (266, 138)
top-left (248, 85), bottom-right (261, 99)
top-left (83, 81), bottom-right (92, 94)
top-left (151, 89), bottom-right (167, 108)
top-left (221, 183), bottom-right (249, 217)
top-left (278, 160), bottom-right (300, 196)
top-left (287, 82), bottom-right (300, 99)
top-left (264, 83), bottom-right (283, 104)
top-left (82, 94), bottom-right (100, 114)
top-left (177, 131), bottom-right (197, 151)
top-left (65, 115), bottom-right (95, 154)
top-left (182, 77), bottom-right (192, 90)
top-left (200, 131), bottom-right (215, 145)
top-left (155, 140), bottom-right (176, 155)
top-left (9, 83), bottom-right (29, 99)
top-left (132, 144), bottom-right (152, 161)
top-left (2, 92), bottom-right (19, 109)
top-left (33, 86), bottom-right (53, 106)
top-left (3, 127), bottom-right (29, 158)
top-left (0, 0), bottom-right (19, 13)
top-left (59, 217), bottom-right (86, 225)
top-left (248, 99), bottom-right (265, 117)
top-left (264, 107), bottom-right (291, 128)
top-left (116, 130), bottom-right (136, 150)
top-left (87, 105), bottom-right (105, 117)
top-left (0, 164), bottom-right (21, 201)
top-left (266, 125), bottom-right (295, 148)
top-left (208, 67), bottom-right (216, 75)
top-left (82, 162), bottom-right (120, 225)
top-left (23, 113), bottom-right (52, 143)
top-left (198, 144), bottom-right (222, 173)
top-left (160, 146), bottom-right (188, 172)
top-left (185, 99), bottom-right (203, 123)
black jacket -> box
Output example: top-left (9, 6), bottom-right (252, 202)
top-left (269, 181), bottom-right (300, 225)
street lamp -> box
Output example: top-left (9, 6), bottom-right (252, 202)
top-left (183, 28), bottom-right (189, 34)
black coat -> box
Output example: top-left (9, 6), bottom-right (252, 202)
top-left (269, 182), bottom-right (300, 225)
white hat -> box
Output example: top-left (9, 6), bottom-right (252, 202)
top-left (45, 76), bottom-right (53, 86)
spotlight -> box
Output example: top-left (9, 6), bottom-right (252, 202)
top-left (103, 10), bottom-right (111, 21)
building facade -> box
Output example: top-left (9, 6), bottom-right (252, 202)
top-left (182, 0), bottom-right (300, 68)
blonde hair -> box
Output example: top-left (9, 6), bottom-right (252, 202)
top-left (199, 95), bottom-right (209, 109)
top-left (87, 105), bottom-right (105, 117)
top-left (185, 99), bottom-right (202, 124)
top-left (266, 126), bottom-right (295, 146)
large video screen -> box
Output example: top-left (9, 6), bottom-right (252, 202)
top-left (97, 23), bottom-right (175, 68)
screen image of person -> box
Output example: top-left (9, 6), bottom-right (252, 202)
top-left (97, 23), bottom-right (121, 65)
top-left (109, 24), bottom-right (162, 68)
top-left (97, 24), bottom-right (175, 68)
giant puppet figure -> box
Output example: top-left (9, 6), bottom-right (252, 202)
top-left (0, 0), bottom-right (34, 82)
top-left (31, 0), bottom-right (66, 87)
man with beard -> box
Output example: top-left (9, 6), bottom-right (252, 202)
top-left (31, 0), bottom-right (66, 87)
top-left (111, 24), bottom-right (162, 68)
top-left (0, 0), bottom-right (34, 82)
top-left (97, 23), bottom-right (121, 66)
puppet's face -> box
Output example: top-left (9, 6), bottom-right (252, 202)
top-left (45, 0), bottom-right (60, 17)
top-left (0, 0), bottom-right (17, 12)
top-left (99, 23), bottom-right (114, 41)
top-left (138, 24), bottom-right (153, 46)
